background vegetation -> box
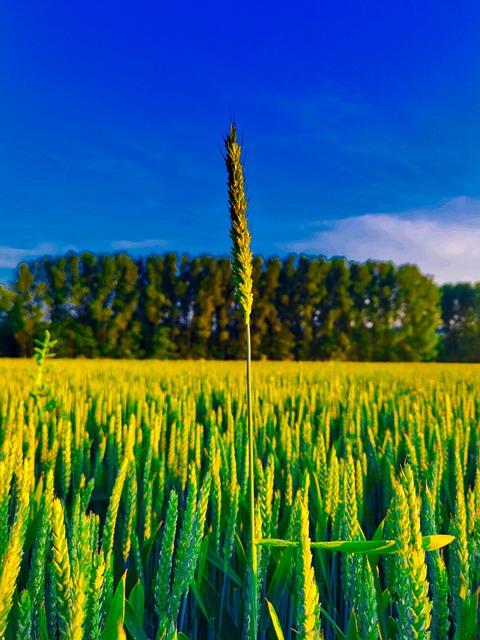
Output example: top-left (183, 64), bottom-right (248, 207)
top-left (0, 252), bottom-right (478, 362)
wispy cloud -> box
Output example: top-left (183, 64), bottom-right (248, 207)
top-left (283, 197), bottom-right (480, 284)
top-left (111, 239), bottom-right (168, 251)
top-left (61, 245), bottom-right (80, 254)
top-left (0, 243), bottom-right (58, 269)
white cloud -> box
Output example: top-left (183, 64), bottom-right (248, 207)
top-left (0, 243), bottom-right (58, 269)
top-left (111, 239), bottom-right (168, 250)
top-left (283, 197), bottom-right (480, 284)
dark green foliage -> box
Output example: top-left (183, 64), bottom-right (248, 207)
top-left (1, 251), bottom-right (471, 361)
top-left (2, 263), bottom-right (47, 357)
top-left (439, 282), bottom-right (480, 362)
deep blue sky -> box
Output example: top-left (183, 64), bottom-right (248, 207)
top-left (2, 1), bottom-right (480, 284)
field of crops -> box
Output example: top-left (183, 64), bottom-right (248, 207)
top-left (0, 355), bottom-right (479, 639)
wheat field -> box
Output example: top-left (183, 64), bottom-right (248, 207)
top-left (0, 356), bottom-right (478, 639)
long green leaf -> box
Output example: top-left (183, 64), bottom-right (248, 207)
top-left (39, 603), bottom-right (51, 640)
top-left (124, 601), bottom-right (147, 640)
top-left (266, 599), bottom-right (286, 640)
top-left (257, 539), bottom-right (395, 553)
top-left (101, 572), bottom-right (126, 640)
top-left (388, 616), bottom-right (397, 640)
top-left (234, 531), bottom-right (247, 574)
top-left (366, 520), bottom-right (390, 640)
top-left (196, 576), bottom-right (241, 640)
top-left (265, 546), bottom-right (295, 606)
top-left (207, 549), bottom-right (242, 587)
top-left (256, 534), bottom-right (455, 554)
top-left (345, 610), bottom-right (359, 640)
top-left (190, 580), bottom-right (213, 628)
top-left (319, 607), bottom-right (346, 640)
top-left (128, 581), bottom-right (145, 625)
top-left (456, 588), bottom-right (479, 640)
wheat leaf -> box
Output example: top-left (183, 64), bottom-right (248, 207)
top-left (266, 599), bottom-right (286, 640)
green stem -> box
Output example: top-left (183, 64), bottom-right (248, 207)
top-left (246, 322), bottom-right (257, 640)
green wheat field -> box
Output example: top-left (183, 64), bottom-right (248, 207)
top-left (0, 356), bottom-right (479, 639)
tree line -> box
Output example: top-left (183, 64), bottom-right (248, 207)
top-left (0, 252), bottom-right (477, 361)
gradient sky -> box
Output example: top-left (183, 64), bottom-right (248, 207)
top-left (2, 1), bottom-right (480, 284)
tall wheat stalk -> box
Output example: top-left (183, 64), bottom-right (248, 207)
top-left (224, 121), bottom-right (257, 640)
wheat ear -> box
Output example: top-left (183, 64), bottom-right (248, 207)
top-left (155, 489), bottom-right (179, 634)
top-left (0, 467), bottom-right (30, 637)
top-left (295, 483), bottom-right (321, 640)
top-left (224, 122), bottom-right (253, 325)
top-left (51, 497), bottom-right (73, 639)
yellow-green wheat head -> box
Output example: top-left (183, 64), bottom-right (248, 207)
top-left (224, 122), bottom-right (253, 324)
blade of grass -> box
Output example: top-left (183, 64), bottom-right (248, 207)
top-left (266, 599), bottom-right (286, 640)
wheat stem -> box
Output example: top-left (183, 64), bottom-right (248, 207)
top-left (225, 121), bottom-right (257, 639)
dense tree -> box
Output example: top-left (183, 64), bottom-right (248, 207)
top-left (213, 257), bottom-right (238, 359)
top-left (316, 258), bottom-right (352, 360)
top-left (439, 283), bottom-right (480, 362)
top-left (251, 257), bottom-right (283, 359)
top-left (365, 261), bottom-right (399, 361)
top-left (394, 264), bottom-right (440, 361)
top-left (269, 256), bottom-right (296, 360)
top-left (106, 253), bottom-right (142, 358)
top-left (289, 256), bottom-right (327, 360)
top-left (0, 285), bottom-right (18, 356)
top-left (189, 256), bottom-right (222, 358)
top-left (8, 263), bottom-right (46, 357)
top-left (141, 255), bottom-right (177, 359)
top-left (56, 254), bottom-right (100, 358)
top-left (348, 262), bottom-right (373, 361)
top-left (42, 254), bottom-right (86, 357)
top-left (0, 251), bottom-right (469, 362)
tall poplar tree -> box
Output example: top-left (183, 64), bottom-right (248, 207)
top-left (439, 283), bottom-right (480, 362)
top-left (10, 263), bottom-right (46, 357)
top-left (394, 264), bottom-right (440, 361)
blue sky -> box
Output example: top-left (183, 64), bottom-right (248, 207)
top-left (2, 0), bottom-right (480, 284)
